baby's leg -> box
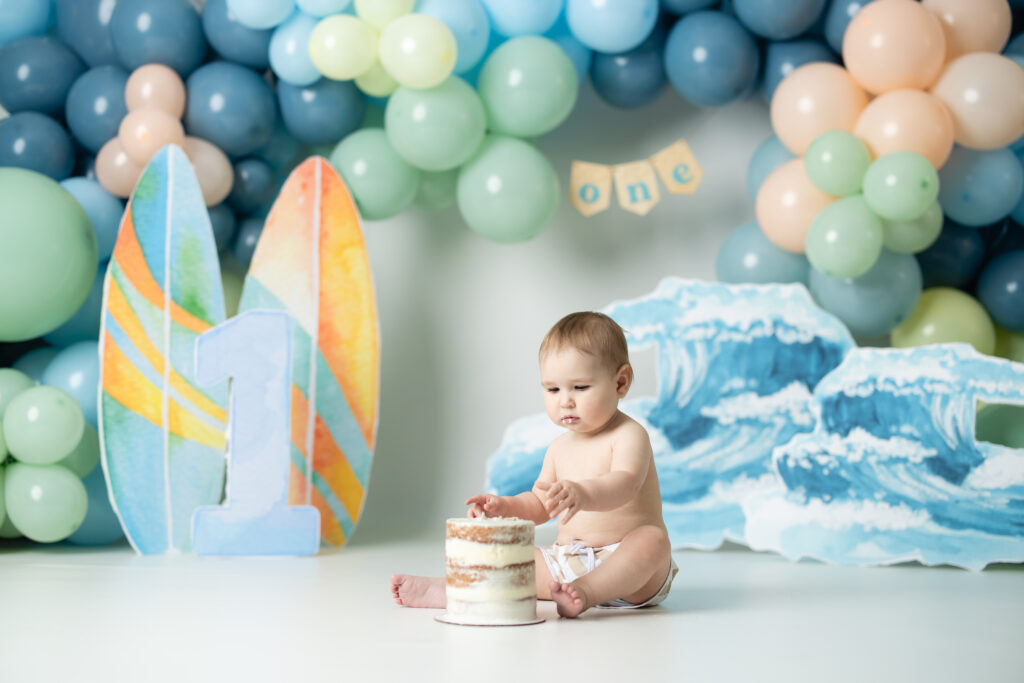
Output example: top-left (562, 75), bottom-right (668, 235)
top-left (390, 574), bottom-right (446, 608)
top-left (534, 547), bottom-right (554, 600)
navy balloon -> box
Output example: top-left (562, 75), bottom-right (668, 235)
top-left (716, 221), bottom-right (810, 285)
top-left (590, 21), bottom-right (667, 109)
top-left (664, 11), bottom-right (759, 108)
top-left (208, 203), bottom-right (238, 253)
top-left (762, 39), bottom-right (837, 103)
top-left (978, 250), bottom-right (1024, 331)
top-left (980, 220), bottom-right (1024, 258)
top-left (186, 61), bottom-right (276, 157)
top-left (228, 158), bottom-right (276, 215)
top-left (733, 0), bottom-right (827, 40)
top-left (55, 0), bottom-right (119, 67)
top-left (64, 65), bottom-right (129, 154)
top-left (256, 123), bottom-right (302, 170)
top-left (202, 0), bottom-right (272, 69)
top-left (110, 0), bottom-right (207, 76)
top-left (747, 135), bottom-right (795, 202)
top-left (938, 147), bottom-right (1024, 227)
top-left (277, 78), bottom-right (365, 146)
top-left (915, 220), bottom-right (986, 289)
top-left (42, 265), bottom-right (105, 348)
top-left (232, 216), bottom-right (265, 269)
top-left (823, 0), bottom-right (874, 54)
top-left (0, 36), bottom-right (85, 115)
top-left (0, 112), bottom-right (74, 180)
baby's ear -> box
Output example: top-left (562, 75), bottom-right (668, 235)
top-left (615, 363), bottom-right (633, 396)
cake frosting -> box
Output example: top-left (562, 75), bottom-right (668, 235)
top-left (442, 517), bottom-right (538, 625)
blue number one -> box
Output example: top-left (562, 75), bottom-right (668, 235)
top-left (191, 310), bottom-right (320, 556)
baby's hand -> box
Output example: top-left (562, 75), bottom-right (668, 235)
top-left (464, 494), bottom-right (505, 518)
top-left (534, 480), bottom-right (586, 523)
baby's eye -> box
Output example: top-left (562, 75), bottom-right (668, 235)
top-left (574, 385), bottom-right (589, 391)
top-left (546, 387), bottom-right (559, 393)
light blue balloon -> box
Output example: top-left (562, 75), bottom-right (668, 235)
top-left (65, 465), bottom-right (125, 546)
top-left (810, 249), bottom-right (922, 338)
top-left (42, 265), bottom-right (105, 348)
top-left (823, 0), bottom-right (874, 54)
top-left (226, 0), bottom-right (294, 29)
top-left (269, 10), bottom-right (320, 86)
top-left (733, 0), bottom-right (827, 40)
top-left (480, 0), bottom-right (562, 37)
top-left (420, 0), bottom-right (491, 75)
top-left (0, 0), bottom-right (51, 46)
top-left (544, 9), bottom-right (591, 82)
top-left (747, 135), bottom-right (795, 202)
top-left (13, 347), bottom-right (58, 383)
top-left (664, 10), bottom-right (760, 108)
top-left (716, 221), bottom-right (810, 285)
top-left (295, 0), bottom-right (351, 18)
top-left (60, 177), bottom-right (123, 262)
top-left (938, 146), bottom-right (1024, 227)
top-left (41, 341), bottom-right (99, 427)
top-left (566, 0), bottom-right (658, 54)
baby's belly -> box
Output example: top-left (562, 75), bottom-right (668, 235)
top-left (555, 508), bottom-right (664, 547)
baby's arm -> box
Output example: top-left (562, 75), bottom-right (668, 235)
top-left (464, 450), bottom-right (556, 525)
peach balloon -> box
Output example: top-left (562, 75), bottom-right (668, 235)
top-left (95, 138), bottom-right (144, 198)
top-left (769, 63), bottom-right (869, 156)
top-left (930, 52), bottom-right (1024, 150)
top-left (118, 107), bottom-right (186, 166)
top-left (922, 0), bottom-right (1011, 60)
top-left (755, 159), bottom-right (836, 254)
top-left (853, 89), bottom-right (955, 169)
top-left (125, 64), bottom-right (187, 118)
top-left (183, 136), bottom-right (234, 206)
top-left (842, 0), bottom-right (946, 95)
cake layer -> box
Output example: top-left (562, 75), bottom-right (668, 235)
top-left (446, 561), bottom-right (534, 588)
top-left (445, 596), bottom-right (537, 624)
top-left (445, 538), bottom-right (535, 567)
top-left (446, 517), bottom-right (534, 545)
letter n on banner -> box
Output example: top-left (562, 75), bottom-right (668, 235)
top-left (650, 139), bottom-right (702, 195)
top-left (613, 160), bottom-right (660, 215)
top-left (569, 161), bottom-right (612, 217)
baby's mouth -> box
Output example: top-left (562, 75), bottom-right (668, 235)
top-left (561, 416), bottom-right (579, 424)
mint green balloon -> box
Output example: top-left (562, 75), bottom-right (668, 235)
top-left (0, 168), bottom-right (98, 342)
top-left (882, 200), bottom-right (943, 254)
top-left (329, 128), bottom-right (421, 221)
top-left (457, 136), bottom-right (560, 243)
top-left (804, 131), bottom-right (871, 197)
top-left (385, 77), bottom-right (486, 171)
top-left (862, 151), bottom-right (940, 222)
top-left (3, 386), bottom-right (85, 465)
top-left (0, 511), bottom-right (21, 539)
top-left (57, 423), bottom-right (100, 477)
top-left (478, 36), bottom-right (578, 137)
top-left (4, 462), bottom-right (87, 542)
top-left (805, 195), bottom-right (884, 279)
top-left (0, 368), bottom-right (34, 416)
top-left (0, 467), bottom-right (5, 528)
top-left (416, 169), bottom-right (458, 211)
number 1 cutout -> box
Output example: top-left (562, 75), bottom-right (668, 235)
top-left (191, 310), bottom-right (320, 556)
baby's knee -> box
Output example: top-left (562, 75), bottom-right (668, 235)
top-left (632, 524), bottom-right (671, 558)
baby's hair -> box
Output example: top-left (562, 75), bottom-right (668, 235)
top-left (538, 311), bottom-right (630, 371)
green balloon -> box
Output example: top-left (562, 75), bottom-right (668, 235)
top-left (329, 128), bottom-right (421, 221)
top-left (0, 168), bottom-right (98, 342)
top-left (4, 462), bottom-right (87, 542)
top-left (891, 287), bottom-right (995, 354)
top-left (882, 201), bottom-right (943, 254)
top-left (457, 136), bottom-right (560, 243)
top-left (995, 325), bottom-right (1024, 363)
top-left (862, 151), bottom-right (940, 222)
top-left (0, 508), bottom-right (21, 538)
top-left (478, 36), bottom-right (578, 138)
top-left (3, 386), bottom-right (85, 465)
top-left (0, 368), bottom-right (34, 416)
top-left (805, 195), bottom-right (884, 279)
top-left (0, 466), bottom-right (5, 528)
top-left (804, 131), bottom-right (871, 197)
top-left (976, 404), bottom-right (1024, 449)
top-left (57, 422), bottom-right (100, 478)
top-left (385, 77), bottom-right (486, 171)
top-left (416, 169), bottom-right (458, 211)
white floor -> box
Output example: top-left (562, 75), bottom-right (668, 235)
top-left (1, 534), bottom-right (1022, 683)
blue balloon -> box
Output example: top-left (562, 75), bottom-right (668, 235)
top-left (55, 0), bottom-right (119, 67)
top-left (226, 0), bottom-right (295, 29)
top-left (480, 0), bottom-right (562, 37)
top-left (567, 0), bottom-right (658, 54)
top-left (460, 30), bottom-right (503, 88)
top-left (202, 0), bottom-right (272, 70)
top-left (277, 78), bottom-right (365, 146)
top-left (232, 216), bottom-right (265, 269)
top-left (60, 178), bottom-right (123, 262)
top-left (41, 340), bottom-right (100, 426)
top-left (762, 39), bottom-right (838, 103)
top-left (42, 265), bottom-right (105, 348)
top-left (664, 11), bottom-right (760, 108)
top-left (747, 135), bottom-right (796, 201)
top-left (269, 10), bottom-right (320, 86)
top-left (0, 0), bottom-right (52, 46)
top-left (208, 203), bottom-right (238, 253)
top-left (810, 249), bottom-right (922, 338)
top-left (915, 220), bottom-right (986, 289)
top-left (938, 146), bottom-right (1024, 227)
top-left (590, 22), bottom-right (667, 109)
top-left (544, 9), bottom-right (591, 82)
top-left (185, 61), bottom-right (277, 157)
top-left (420, 0), bottom-right (491, 75)
top-left (296, 0), bottom-right (351, 17)
top-left (661, 0), bottom-right (717, 13)
top-left (66, 465), bottom-right (126, 546)
top-left (734, 0), bottom-right (826, 40)
top-left (0, 36), bottom-right (85, 115)
top-left (0, 112), bottom-right (74, 180)
top-left (64, 65), bottom-right (129, 154)
top-left (823, 0), bottom-right (875, 54)
top-left (977, 250), bottom-right (1024, 331)
top-left (13, 347), bottom-right (58, 383)
top-left (110, 0), bottom-right (207, 76)
top-left (1006, 32), bottom-right (1024, 57)
top-left (716, 220), bottom-right (810, 285)
top-left (227, 158), bottom-right (276, 216)
top-left (256, 123), bottom-right (302, 170)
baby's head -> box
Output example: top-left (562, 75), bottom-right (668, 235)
top-left (538, 311), bottom-right (629, 372)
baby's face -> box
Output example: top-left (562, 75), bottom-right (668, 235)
top-left (539, 346), bottom-right (624, 435)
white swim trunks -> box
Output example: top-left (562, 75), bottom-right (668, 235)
top-left (539, 539), bottom-right (679, 609)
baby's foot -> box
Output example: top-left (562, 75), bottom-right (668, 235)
top-left (390, 574), bottom-right (446, 608)
top-left (550, 581), bottom-right (588, 618)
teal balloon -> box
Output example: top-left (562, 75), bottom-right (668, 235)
top-left (716, 220), bottom-right (809, 285)
top-left (804, 131), bottom-right (870, 197)
top-left (881, 200), bottom-right (943, 254)
top-left (329, 128), bottom-right (420, 221)
top-left (385, 77), bottom-right (486, 171)
top-left (457, 136), bottom-right (560, 243)
top-left (416, 169), bottom-right (458, 211)
top-left (862, 151), bottom-right (940, 222)
top-left (66, 465), bottom-right (125, 546)
top-left (57, 422), bottom-right (100, 478)
top-left (477, 36), bottom-right (578, 137)
top-left (41, 340), bottom-right (100, 427)
top-left (805, 195), bottom-right (883, 279)
top-left (4, 462), bottom-right (87, 542)
top-left (0, 368), bottom-right (34, 415)
top-left (3, 385), bottom-right (85, 465)
top-left (0, 168), bottom-right (98, 342)
top-left (12, 346), bottom-right (58, 382)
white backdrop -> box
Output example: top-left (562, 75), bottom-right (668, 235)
top-left (353, 82), bottom-right (773, 541)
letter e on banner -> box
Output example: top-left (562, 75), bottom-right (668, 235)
top-left (651, 139), bottom-right (702, 195)
top-left (569, 161), bottom-right (612, 217)
top-left (613, 160), bottom-right (660, 216)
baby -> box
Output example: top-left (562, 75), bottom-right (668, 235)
top-left (390, 311), bottom-right (676, 618)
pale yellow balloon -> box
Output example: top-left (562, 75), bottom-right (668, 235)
top-left (769, 62), bottom-right (868, 156)
top-left (125, 64), bottom-right (187, 118)
top-left (95, 137), bottom-right (143, 198)
top-left (755, 159), bottom-right (836, 254)
top-left (891, 287), bottom-right (995, 355)
top-left (183, 136), bottom-right (234, 206)
top-left (378, 14), bottom-right (456, 89)
top-left (922, 0), bottom-right (1011, 61)
top-left (853, 89), bottom-right (955, 169)
top-left (354, 0), bottom-right (414, 30)
top-left (118, 107), bottom-right (186, 166)
top-left (355, 61), bottom-right (398, 97)
top-left (309, 15), bottom-right (378, 81)
top-left (930, 52), bottom-right (1024, 150)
